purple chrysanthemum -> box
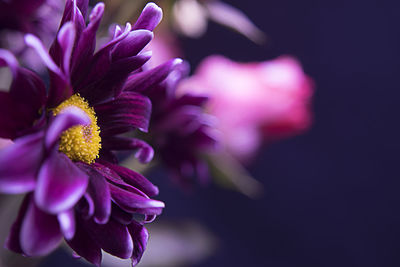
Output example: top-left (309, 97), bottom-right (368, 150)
top-left (0, 1), bottom-right (180, 265)
top-left (145, 63), bottom-right (219, 187)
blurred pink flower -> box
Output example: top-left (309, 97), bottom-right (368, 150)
top-left (178, 55), bottom-right (314, 162)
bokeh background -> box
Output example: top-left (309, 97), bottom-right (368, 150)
top-left (40, 0), bottom-right (400, 266)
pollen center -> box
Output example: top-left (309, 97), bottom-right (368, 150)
top-left (53, 94), bottom-right (101, 164)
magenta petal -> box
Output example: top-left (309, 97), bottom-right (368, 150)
top-left (102, 136), bottom-right (154, 164)
top-left (109, 184), bottom-right (164, 215)
top-left (45, 106), bottom-right (91, 150)
top-left (77, 163), bottom-right (111, 224)
top-left (87, 218), bottom-right (133, 259)
top-left (5, 195), bottom-right (30, 254)
top-left (67, 216), bottom-right (102, 266)
top-left (111, 29), bottom-right (153, 61)
top-left (0, 132), bottom-right (43, 194)
top-left (101, 161), bottom-right (159, 197)
top-left (96, 92), bottom-right (152, 134)
top-left (133, 2), bottom-right (163, 31)
top-left (127, 221), bottom-right (148, 266)
top-left (123, 58), bottom-right (183, 93)
top-left (35, 150), bottom-right (88, 214)
top-left (20, 199), bottom-right (62, 256)
top-left (57, 22), bottom-right (76, 75)
top-left (58, 209), bottom-right (76, 240)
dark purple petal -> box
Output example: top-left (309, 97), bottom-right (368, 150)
top-left (76, 193), bottom-right (95, 219)
top-left (45, 106), bottom-right (91, 150)
top-left (111, 204), bottom-right (134, 225)
top-left (132, 2), bottom-right (163, 31)
top-left (111, 30), bottom-right (153, 61)
top-left (78, 52), bottom-right (151, 105)
top-left (5, 195), bottom-right (30, 254)
top-left (0, 132), bottom-right (43, 194)
top-left (25, 34), bottom-right (72, 107)
top-left (95, 92), bottom-right (152, 134)
top-left (70, 2), bottom-right (104, 84)
top-left (77, 163), bottom-right (111, 224)
top-left (20, 199), bottom-right (62, 256)
top-left (67, 215), bottom-right (102, 267)
top-left (101, 161), bottom-right (158, 197)
top-left (102, 136), bottom-right (154, 164)
top-left (57, 22), bottom-right (76, 75)
top-left (87, 218), bottom-right (133, 259)
top-left (0, 49), bottom-right (46, 138)
top-left (123, 58), bottom-right (183, 93)
top-left (58, 209), bottom-right (76, 240)
top-left (35, 150), bottom-right (88, 214)
top-left (127, 221), bottom-right (148, 266)
top-left (109, 183), bottom-right (164, 215)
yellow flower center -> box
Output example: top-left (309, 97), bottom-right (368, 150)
top-left (53, 94), bottom-right (101, 164)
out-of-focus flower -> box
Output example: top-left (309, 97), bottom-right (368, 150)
top-left (178, 55), bottom-right (314, 162)
top-left (0, 0), bottom-right (63, 71)
top-left (143, 62), bottom-right (219, 187)
top-left (0, 1), bottom-right (178, 265)
top-left (172, 0), bottom-right (265, 43)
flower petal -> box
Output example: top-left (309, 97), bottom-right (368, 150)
top-left (87, 218), bottom-right (133, 259)
top-left (111, 30), bottom-right (153, 61)
top-left (109, 183), bottom-right (164, 215)
top-left (77, 163), bottom-right (111, 224)
top-left (102, 136), bottom-right (154, 164)
top-left (133, 2), bottom-right (163, 31)
top-left (0, 49), bottom-right (46, 138)
top-left (67, 215), bottom-right (102, 267)
top-left (35, 149), bottom-right (88, 214)
top-left (57, 22), bottom-right (76, 75)
top-left (101, 161), bottom-right (158, 197)
top-left (123, 58), bottom-right (183, 93)
top-left (45, 106), bottom-right (91, 150)
top-left (5, 195), bottom-right (30, 254)
top-left (0, 132), bottom-right (43, 194)
top-left (58, 209), bottom-right (76, 240)
top-left (127, 221), bottom-right (148, 266)
top-left (20, 199), bottom-right (62, 256)
top-left (95, 92), bottom-right (152, 134)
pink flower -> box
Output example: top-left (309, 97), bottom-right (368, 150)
top-left (178, 55), bottom-right (314, 162)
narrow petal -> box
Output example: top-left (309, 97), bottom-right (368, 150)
top-left (58, 209), bottom-right (76, 240)
top-left (123, 58), bottom-right (183, 93)
top-left (25, 34), bottom-right (72, 107)
top-left (35, 150), bottom-right (88, 214)
top-left (102, 136), bottom-right (154, 164)
top-left (111, 30), bottom-right (153, 61)
top-left (127, 221), bottom-right (148, 266)
top-left (5, 195), bottom-right (30, 254)
top-left (0, 132), bottom-right (43, 194)
top-left (67, 215), bottom-right (102, 266)
top-left (57, 22), bottom-right (76, 75)
top-left (86, 218), bottom-right (133, 259)
top-left (45, 106), bottom-right (91, 150)
top-left (109, 183), bottom-right (164, 215)
top-left (133, 2), bottom-right (163, 31)
top-left (71, 3), bottom-right (104, 82)
top-left (77, 163), bottom-right (111, 224)
top-left (20, 199), bottom-right (62, 256)
top-left (95, 92), bottom-right (151, 134)
top-left (0, 50), bottom-right (46, 138)
top-left (101, 161), bottom-right (158, 197)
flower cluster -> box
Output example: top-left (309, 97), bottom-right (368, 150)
top-left (0, 1), bottom-right (180, 265)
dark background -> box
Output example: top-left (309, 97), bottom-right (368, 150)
top-left (42, 0), bottom-right (400, 267)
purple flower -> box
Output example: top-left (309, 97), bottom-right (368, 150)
top-left (0, 1), bottom-right (178, 265)
top-left (144, 62), bottom-right (219, 187)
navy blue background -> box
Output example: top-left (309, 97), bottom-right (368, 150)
top-left (41, 1), bottom-right (400, 267)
